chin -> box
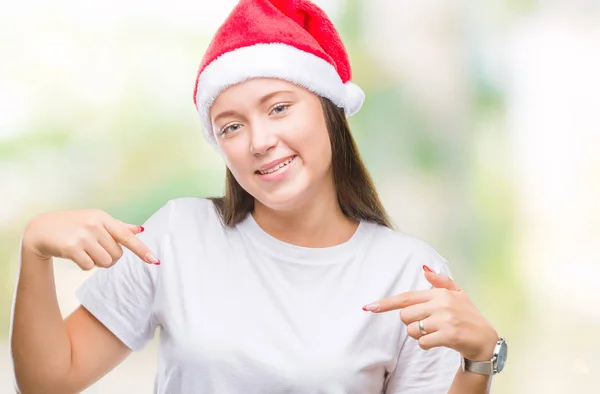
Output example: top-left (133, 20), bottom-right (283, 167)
top-left (249, 169), bottom-right (316, 212)
top-left (253, 184), bottom-right (311, 212)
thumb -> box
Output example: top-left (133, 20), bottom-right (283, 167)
top-left (116, 220), bottom-right (145, 235)
top-left (423, 265), bottom-right (462, 291)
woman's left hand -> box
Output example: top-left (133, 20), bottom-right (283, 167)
top-left (362, 265), bottom-right (498, 362)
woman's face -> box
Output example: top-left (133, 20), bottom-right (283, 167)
top-left (210, 78), bottom-right (333, 211)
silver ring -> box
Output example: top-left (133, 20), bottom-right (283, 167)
top-left (418, 319), bottom-right (428, 335)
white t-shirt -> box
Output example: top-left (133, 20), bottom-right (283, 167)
top-left (76, 197), bottom-right (460, 393)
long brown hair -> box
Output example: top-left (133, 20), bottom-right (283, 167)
top-left (209, 97), bottom-right (393, 229)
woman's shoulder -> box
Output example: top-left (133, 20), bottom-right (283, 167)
top-left (148, 197), bottom-right (221, 231)
top-left (362, 221), bottom-right (449, 271)
top-left (364, 222), bottom-right (438, 251)
top-left (166, 196), bottom-right (216, 213)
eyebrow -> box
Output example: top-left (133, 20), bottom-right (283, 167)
top-left (212, 90), bottom-right (296, 124)
top-left (212, 110), bottom-right (239, 125)
top-left (258, 90), bottom-right (295, 106)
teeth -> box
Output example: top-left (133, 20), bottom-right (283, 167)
top-left (259, 156), bottom-right (295, 175)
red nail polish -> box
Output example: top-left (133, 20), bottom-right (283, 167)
top-left (140, 226), bottom-right (145, 233)
top-left (423, 265), bottom-right (434, 273)
top-left (362, 303), bottom-right (380, 312)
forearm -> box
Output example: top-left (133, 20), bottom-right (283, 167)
top-left (11, 244), bottom-right (73, 393)
top-left (448, 366), bottom-right (492, 394)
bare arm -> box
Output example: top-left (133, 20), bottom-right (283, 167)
top-left (448, 367), bottom-right (492, 394)
top-left (64, 306), bottom-right (132, 392)
top-left (11, 246), bottom-right (131, 393)
top-left (11, 210), bottom-right (157, 393)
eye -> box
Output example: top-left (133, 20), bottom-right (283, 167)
top-left (270, 103), bottom-right (290, 115)
top-left (219, 123), bottom-right (242, 136)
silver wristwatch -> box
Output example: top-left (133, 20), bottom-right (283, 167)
top-left (461, 337), bottom-right (508, 376)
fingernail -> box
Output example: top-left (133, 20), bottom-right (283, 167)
top-left (145, 252), bottom-right (160, 265)
top-left (362, 302), bottom-right (380, 312)
top-left (140, 226), bottom-right (145, 233)
top-left (423, 265), bottom-right (435, 273)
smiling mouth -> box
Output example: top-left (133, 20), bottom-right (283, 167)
top-left (256, 156), bottom-right (297, 175)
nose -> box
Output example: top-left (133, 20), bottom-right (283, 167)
top-left (249, 123), bottom-right (278, 156)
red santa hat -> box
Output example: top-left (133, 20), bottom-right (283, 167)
top-left (193, 0), bottom-right (365, 148)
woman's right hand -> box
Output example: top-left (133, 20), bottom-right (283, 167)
top-left (22, 209), bottom-right (160, 270)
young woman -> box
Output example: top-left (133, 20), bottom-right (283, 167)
top-left (10, 0), bottom-right (507, 393)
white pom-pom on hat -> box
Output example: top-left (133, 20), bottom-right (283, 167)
top-left (342, 81), bottom-right (366, 116)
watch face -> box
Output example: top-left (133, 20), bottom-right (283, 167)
top-left (496, 340), bottom-right (508, 373)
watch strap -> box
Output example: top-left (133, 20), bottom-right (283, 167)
top-left (463, 358), bottom-right (494, 375)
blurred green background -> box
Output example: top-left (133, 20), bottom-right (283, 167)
top-left (1, 0), bottom-right (599, 392)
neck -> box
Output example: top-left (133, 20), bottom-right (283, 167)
top-left (252, 188), bottom-right (358, 248)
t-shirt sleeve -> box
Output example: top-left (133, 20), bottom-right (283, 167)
top-left (75, 200), bottom-right (173, 351)
top-left (384, 244), bottom-right (462, 393)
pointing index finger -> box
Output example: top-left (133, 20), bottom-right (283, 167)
top-left (105, 219), bottom-right (160, 265)
top-left (363, 289), bottom-right (434, 313)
